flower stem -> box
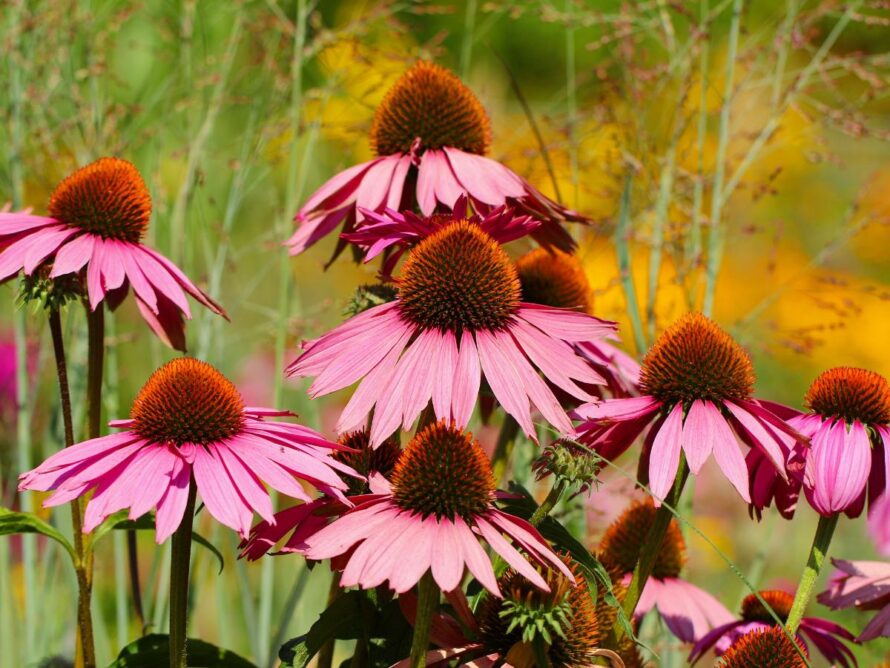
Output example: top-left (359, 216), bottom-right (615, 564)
top-left (533, 638), bottom-right (552, 667)
top-left (613, 459), bottom-right (689, 642)
top-left (49, 309), bottom-right (96, 668)
top-left (409, 571), bottom-right (439, 668)
top-left (169, 480), bottom-right (198, 668)
top-left (786, 513), bottom-right (839, 633)
top-left (315, 572), bottom-right (341, 668)
top-left (530, 478), bottom-right (567, 527)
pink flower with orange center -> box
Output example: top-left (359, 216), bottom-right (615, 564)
top-left (819, 558), bottom-right (890, 642)
top-left (18, 358), bottom-right (357, 541)
top-left (0, 158), bottom-right (225, 350)
top-left (287, 61), bottom-right (587, 260)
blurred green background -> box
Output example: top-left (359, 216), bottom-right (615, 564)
top-left (1, 0), bottom-right (889, 665)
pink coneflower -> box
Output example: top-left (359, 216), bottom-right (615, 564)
top-left (18, 358), bottom-right (356, 541)
top-left (598, 499), bottom-right (733, 644)
top-left (287, 217), bottom-right (615, 445)
top-left (818, 558), bottom-right (890, 642)
top-left (0, 158), bottom-right (225, 351)
top-left (239, 429), bottom-right (402, 561)
top-left (791, 367), bottom-right (890, 518)
top-left (287, 61), bottom-right (587, 258)
top-left (514, 247), bottom-right (640, 398)
top-left (716, 626), bottom-right (809, 668)
top-left (574, 314), bottom-right (804, 503)
top-left (689, 590), bottom-right (857, 667)
top-left (302, 422), bottom-right (572, 596)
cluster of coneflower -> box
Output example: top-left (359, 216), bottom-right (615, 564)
top-left (3, 61), bottom-right (889, 668)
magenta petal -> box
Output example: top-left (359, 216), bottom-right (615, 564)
top-left (431, 330), bottom-right (457, 421)
top-left (454, 516), bottom-right (499, 596)
top-left (155, 455), bottom-right (191, 543)
top-left (682, 400), bottom-right (715, 474)
top-left (475, 517), bottom-right (548, 591)
top-left (431, 519), bottom-right (465, 593)
top-left (452, 333), bottom-right (482, 429)
top-left (50, 233), bottom-right (96, 277)
top-left (648, 403), bottom-right (685, 503)
top-left (475, 329), bottom-right (535, 441)
top-left (708, 404), bottom-right (751, 503)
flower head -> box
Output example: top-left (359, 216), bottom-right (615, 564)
top-left (288, 218), bottom-right (616, 445)
top-left (598, 499), bottom-right (734, 643)
top-left (793, 367), bottom-right (890, 517)
top-left (19, 358), bottom-right (355, 541)
top-left (0, 158), bottom-right (225, 351)
top-left (302, 422), bottom-right (573, 596)
top-left (717, 626), bottom-right (808, 668)
top-left (574, 314), bottom-right (804, 503)
top-left (690, 589), bottom-right (857, 667)
top-left (287, 62), bottom-right (588, 258)
top-left (516, 247), bottom-right (640, 397)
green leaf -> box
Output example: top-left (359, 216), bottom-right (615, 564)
top-left (91, 512), bottom-right (225, 573)
top-left (0, 507), bottom-right (75, 561)
top-left (278, 637), bottom-right (310, 668)
top-left (108, 634), bottom-right (257, 668)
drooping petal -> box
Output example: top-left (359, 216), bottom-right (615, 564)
top-left (648, 403), bottom-right (685, 503)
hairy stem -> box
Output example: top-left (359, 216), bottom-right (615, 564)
top-left (786, 513), bottom-right (839, 633)
top-left (49, 309), bottom-right (95, 668)
top-left (409, 572), bottom-right (439, 668)
top-left (169, 480), bottom-right (198, 668)
top-left (529, 479), bottom-right (568, 527)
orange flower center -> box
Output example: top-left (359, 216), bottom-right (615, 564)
top-left (131, 358), bottom-right (244, 445)
top-left (718, 627), bottom-right (808, 668)
top-left (333, 430), bottom-right (402, 496)
top-left (398, 221), bottom-right (520, 333)
top-left (516, 248), bottom-right (592, 313)
top-left (391, 421), bottom-right (495, 520)
top-left (370, 61), bottom-right (491, 156)
top-left (740, 590), bottom-right (794, 624)
top-left (640, 313), bottom-right (754, 404)
top-left (805, 367), bottom-right (890, 425)
top-left (598, 499), bottom-right (686, 579)
top-left (48, 157), bottom-right (151, 243)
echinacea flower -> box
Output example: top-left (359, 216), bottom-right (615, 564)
top-left (239, 429), bottom-right (402, 561)
top-left (302, 421), bottom-right (573, 596)
top-left (287, 61), bottom-right (587, 258)
top-left (818, 558), bottom-right (890, 641)
top-left (597, 499), bottom-right (734, 643)
top-left (287, 216), bottom-right (615, 445)
top-left (792, 367), bottom-right (890, 517)
top-left (0, 158), bottom-right (225, 351)
top-left (574, 313), bottom-right (804, 503)
top-left (716, 626), bottom-right (809, 668)
top-left (689, 589), bottom-right (857, 667)
top-left (394, 556), bottom-right (627, 668)
top-left (18, 358), bottom-right (356, 541)
top-left (514, 247), bottom-right (640, 397)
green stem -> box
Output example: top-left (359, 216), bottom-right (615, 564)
top-left (168, 480), bottom-right (198, 668)
top-left (615, 177), bottom-right (646, 355)
top-left (49, 309), bottom-right (96, 668)
top-left (613, 460), bottom-right (689, 641)
top-left (786, 513), bottom-right (839, 633)
top-left (315, 573), bottom-right (341, 668)
top-left (533, 638), bottom-right (552, 667)
top-left (529, 479), bottom-right (567, 527)
top-left (409, 572), bottom-right (439, 668)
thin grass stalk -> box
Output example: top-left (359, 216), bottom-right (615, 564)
top-left (459, 0), bottom-right (477, 78)
top-left (258, 2), bottom-right (309, 663)
top-left (702, 0), bottom-right (743, 317)
top-left (686, 0), bottom-right (709, 307)
top-left (771, 0), bottom-right (798, 110)
top-left (717, 1), bottom-right (862, 207)
top-left (316, 572), bottom-right (341, 668)
top-left (168, 8), bottom-right (243, 265)
top-left (266, 566), bottom-right (311, 668)
top-left (614, 177), bottom-right (646, 355)
top-left (7, 1), bottom-right (36, 663)
top-left (49, 310), bottom-right (96, 667)
top-left (564, 0), bottom-right (578, 209)
top-left (645, 142), bottom-right (677, 341)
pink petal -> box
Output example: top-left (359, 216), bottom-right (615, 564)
top-left (453, 515), bottom-right (499, 596)
top-left (452, 333), bottom-right (482, 429)
top-left (50, 233), bottom-right (96, 277)
top-left (431, 330), bottom-right (457, 421)
top-left (682, 400), bottom-right (715, 474)
top-left (431, 518), bottom-right (465, 593)
top-left (475, 517), bottom-right (549, 591)
top-left (474, 329), bottom-right (535, 441)
top-left (708, 404), bottom-right (751, 503)
top-left (155, 455), bottom-right (191, 543)
top-left (648, 403), bottom-right (685, 503)
top-left (516, 304), bottom-right (617, 342)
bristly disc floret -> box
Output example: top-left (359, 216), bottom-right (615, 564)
top-left (48, 157), bottom-right (152, 243)
top-left (516, 248), bottom-right (592, 313)
top-left (739, 590), bottom-right (794, 625)
top-left (397, 221), bottom-right (520, 333)
top-left (805, 367), bottom-right (890, 426)
top-left (390, 421), bottom-right (495, 520)
top-left (131, 358), bottom-right (244, 446)
top-left (598, 499), bottom-right (686, 580)
top-left (333, 430), bottom-right (401, 496)
top-left (639, 313), bottom-right (754, 404)
top-left (370, 61), bottom-right (491, 156)
top-left (718, 626), bottom-right (808, 668)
